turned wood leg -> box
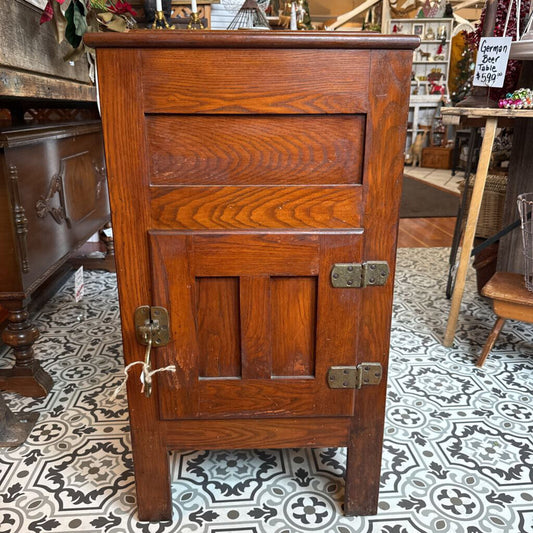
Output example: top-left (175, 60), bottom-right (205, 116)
top-left (344, 390), bottom-right (385, 516)
top-left (133, 437), bottom-right (172, 521)
top-left (0, 300), bottom-right (53, 397)
top-left (476, 316), bottom-right (506, 368)
top-left (100, 222), bottom-right (115, 257)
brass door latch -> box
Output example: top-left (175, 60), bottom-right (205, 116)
top-left (134, 306), bottom-right (170, 397)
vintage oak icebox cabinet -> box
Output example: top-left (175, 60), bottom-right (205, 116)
top-left (85, 31), bottom-right (418, 521)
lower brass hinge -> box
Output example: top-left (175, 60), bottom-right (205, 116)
top-left (327, 363), bottom-right (383, 389)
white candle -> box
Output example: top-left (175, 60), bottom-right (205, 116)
top-left (156, 0), bottom-right (162, 11)
top-left (290, 2), bottom-right (297, 30)
top-left (191, 0), bottom-right (197, 12)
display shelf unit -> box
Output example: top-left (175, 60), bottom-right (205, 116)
top-left (390, 17), bottom-right (453, 151)
top-left (408, 94), bottom-right (443, 135)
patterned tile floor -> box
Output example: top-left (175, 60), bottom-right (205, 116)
top-left (1, 248), bottom-right (532, 533)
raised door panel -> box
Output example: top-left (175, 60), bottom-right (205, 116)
top-left (147, 115), bottom-right (366, 186)
top-left (149, 230), bottom-right (363, 420)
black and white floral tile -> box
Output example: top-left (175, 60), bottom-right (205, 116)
top-left (1, 247), bottom-right (532, 533)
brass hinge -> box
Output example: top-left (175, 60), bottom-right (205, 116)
top-left (327, 363), bottom-right (383, 389)
top-left (330, 261), bottom-right (389, 288)
top-left (134, 306), bottom-right (170, 347)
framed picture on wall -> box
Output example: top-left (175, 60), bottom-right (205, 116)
top-left (413, 24), bottom-right (424, 36)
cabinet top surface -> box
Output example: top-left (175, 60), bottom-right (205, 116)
top-left (84, 30), bottom-right (420, 50)
top-left (0, 120), bottom-right (102, 149)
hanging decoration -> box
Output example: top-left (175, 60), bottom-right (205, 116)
top-left (227, 0), bottom-right (271, 29)
top-left (419, 0), bottom-right (446, 18)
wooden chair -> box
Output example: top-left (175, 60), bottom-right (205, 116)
top-left (477, 272), bottom-right (533, 367)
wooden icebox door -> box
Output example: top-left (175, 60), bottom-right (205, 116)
top-left (150, 230), bottom-right (363, 420)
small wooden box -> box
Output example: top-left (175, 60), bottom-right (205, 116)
top-left (421, 146), bottom-right (453, 169)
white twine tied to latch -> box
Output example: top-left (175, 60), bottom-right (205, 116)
top-left (111, 359), bottom-right (177, 401)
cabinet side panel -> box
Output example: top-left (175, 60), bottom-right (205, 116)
top-left (345, 48), bottom-right (413, 515)
top-left (96, 48), bottom-right (171, 521)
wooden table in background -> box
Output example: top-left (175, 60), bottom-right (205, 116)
top-left (441, 107), bottom-right (533, 347)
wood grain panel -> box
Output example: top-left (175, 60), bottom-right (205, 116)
top-left (196, 277), bottom-right (241, 378)
top-left (142, 49), bottom-right (370, 114)
top-left (150, 233), bottom-right (200, 420)
top-left (164, 417), bottom-right (351, 450)
top-left (192, 232), bottom-right (320, 277)
top-left (271, 277), bottom-right (317, 377)
top-left (197, 379), bottom-right (323, 418)
top-left (147, 115), bottom-right (365, 185)
top-left (240, 276), bottom-right (271, 380)
top-left (62, 152), bottom-right (97, 223)
top-left (150, 185), bottom-right (363, 230)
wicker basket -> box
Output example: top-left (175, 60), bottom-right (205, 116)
top-left (458, 173), bottom-right (508, 239)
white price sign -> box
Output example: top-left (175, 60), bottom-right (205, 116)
top-left (74, 266), bottom-right (84, 303)
top-left (473, 37), bottom-right (512, 89)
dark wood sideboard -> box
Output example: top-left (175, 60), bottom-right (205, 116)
top-left (0, 121), bottom-right (110, 397)
top-left (0, 0), bottom-right (112, 398)
top-left (85, 30), bottom-right (417, 521)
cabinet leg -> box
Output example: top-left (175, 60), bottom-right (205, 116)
top-left (344, 409), bottom-right (383, 515)
top-left (0, 300), bottom-right (53, 398)
top-left (133, 439), bottom-right (172, 521)
top-left (100, 222), bottom-right (115, 257)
